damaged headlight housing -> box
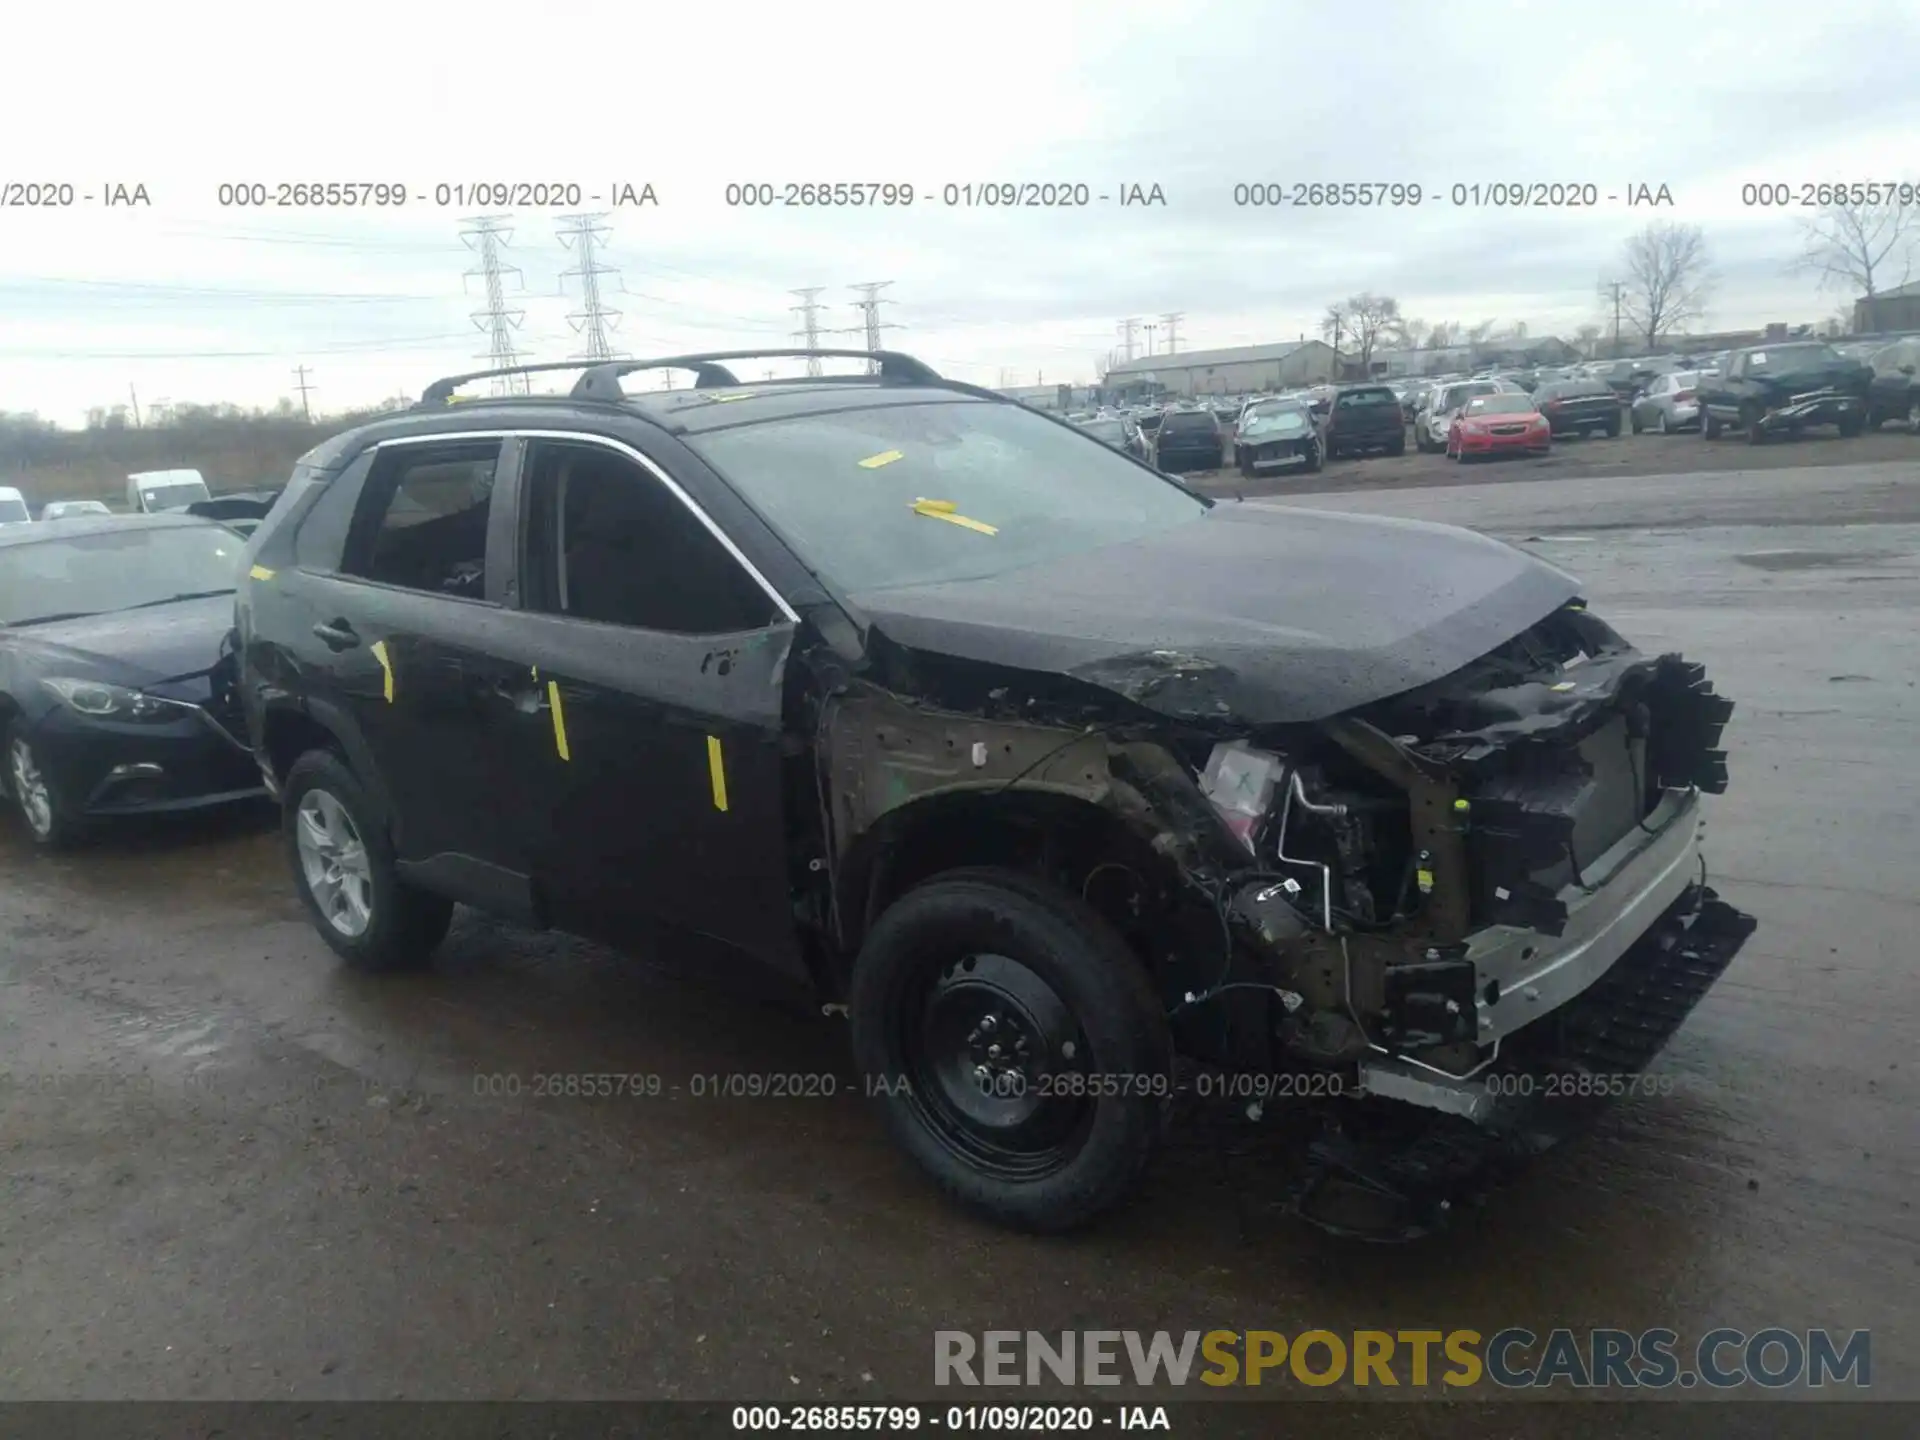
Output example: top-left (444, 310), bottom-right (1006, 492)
top-left (41, 677), bottom-right (193, 722)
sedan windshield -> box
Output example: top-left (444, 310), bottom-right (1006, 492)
top-left (0, 498), bottom-right (30, 524)
top-left (1747, 345), bottom-right (1842, 374)
top-left (1078, 420), bottom-right (1126, 444)
top-left (0, 523), bottom-right (242, 625)
top-left (140, 482), bottom-right (211, 510)
top-left (685, 399), bottom-right (1208, 593)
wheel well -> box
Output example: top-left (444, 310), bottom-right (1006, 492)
top-left (828, 790), bottom-right (1180, 994)
top-left (261, 706), bottom-right (343, 786)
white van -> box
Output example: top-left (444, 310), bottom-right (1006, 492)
top-left (127, 468), bottom-right (212, 513)
top-left (0, 486), bottom-right (32, 526)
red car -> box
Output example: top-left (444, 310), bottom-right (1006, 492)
top-left (1447, 392), bottom-right (1552, 461)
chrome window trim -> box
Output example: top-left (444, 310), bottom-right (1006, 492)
top-left (372, 429), bottom-right (801, 625)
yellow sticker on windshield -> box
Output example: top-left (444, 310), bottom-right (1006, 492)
top-left (859, 449), bottom-right (905, 469)
top-left (248, 564), bottom-right (275, 581)
top-left (910, 498), bottom-right (997, 535)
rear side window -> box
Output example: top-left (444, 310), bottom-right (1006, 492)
top-left (342, 440), bottom-right (501, 600)
top-left (1162, 413), bottom-right (1215, 433)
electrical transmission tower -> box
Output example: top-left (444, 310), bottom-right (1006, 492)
top-left (847, 281), bottom-right (899, 372)
top-left (556, 213), bottom-right (624, 360)
top-left (1118, 317), bottom-right (1140, 361)
top-left (790, 287), bottom-right (828, 375)
top-left (460, 216), bottom-right (529, 394)
top-left (1159, 312), bottom-right (1184, 355)
top-left (292, 365), bottom-right (315, 421)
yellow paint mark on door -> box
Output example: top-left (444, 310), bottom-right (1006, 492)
top-left (548, 680), bottom-right (570, 761)
top-left (707, 734), bottom-right (729, 812)
top-left (369, 640), bottom-right (394, 702)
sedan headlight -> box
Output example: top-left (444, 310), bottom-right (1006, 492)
top-left (41, 677), bottom-right (194, 722)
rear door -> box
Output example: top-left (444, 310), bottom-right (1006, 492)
top-left (493, 433), bottom-right (809, 986)
top-left (294, 435), bottom-right (540, 916)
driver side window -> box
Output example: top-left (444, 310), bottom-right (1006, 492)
top-left (343, 440), bottom-right (501, 600)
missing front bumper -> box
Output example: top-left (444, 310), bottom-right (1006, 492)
top-left (1299, 883), bottom-right (1755, 1240)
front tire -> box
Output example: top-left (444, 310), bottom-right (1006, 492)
top-left (5, 721), bottom-right (85, 849)
top-left (848, 867), bottom-right (1172, 1233)
top-left (282, 750), bottom-right (453, 972)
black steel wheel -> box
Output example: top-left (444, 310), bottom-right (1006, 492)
top-left (848, 867), bottom-right (1171, 1232)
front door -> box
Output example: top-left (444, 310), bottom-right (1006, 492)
top-left (490, 435), bottom-right (807, 985)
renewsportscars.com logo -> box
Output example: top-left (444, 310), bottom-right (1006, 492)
top-left (934, 1328), bottom-right (1871, 1390)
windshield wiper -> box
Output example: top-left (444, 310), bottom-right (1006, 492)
top-left (5, 611), bottom-right (100, 627)
top-left (123, 588), bottom-right (237, 611)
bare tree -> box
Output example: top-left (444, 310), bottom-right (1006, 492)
top-left (1424, 321), bottom-right (1457, 349)
top-left (1396, 317), bottom-right (1431, 351)
top-left (1795, 200), bottom-right (1916, 310)
top-left (1574, 323), bottom-right (1602, 358)
top-left (1335, 292), bottom-right (1402, 373)
top-left (1620, 221), bottom-right (1713, 349)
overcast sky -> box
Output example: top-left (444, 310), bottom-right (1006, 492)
top-left (3, 0), bottom-right (1916, 424)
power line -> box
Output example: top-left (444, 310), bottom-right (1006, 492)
top-left (790, 287), bottom-right (829, 376)
top-left (1160, 312), bottom-right (1184, 355)
top-left (556, 212), bottom-right (624, 360)
top-left (847, 281), bottom-right (899, 373)
top-left (292, 365), bottom-right (315, 422)
top-left (460, 216), bottom-right (529, 395)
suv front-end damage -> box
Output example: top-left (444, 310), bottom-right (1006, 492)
top-left (811, 599), bottom-right (1754, 1240)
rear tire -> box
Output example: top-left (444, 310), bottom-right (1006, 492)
top-left (848, 866), bottom-right (1172, 1233)
top-left (1302, 445), bottom-right (1323, 473)
top-left (1702, 408), bottom-right (1721, 439)
top-left (1605, 416), bottom-right (1621, 437)
top-left (282, 750), bottom-right (453, 972)
top-left (1742, 403), bottom-right (1766, 444)
top-left (1631, 410), bottom-right (1644, 434)
top-left (1837, 413), bottom-right (1865, 439)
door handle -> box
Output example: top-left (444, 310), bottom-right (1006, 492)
top-left (312, 619), bottom-right (360, 651)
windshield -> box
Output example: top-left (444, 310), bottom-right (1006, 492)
top-left (1079, 420), bottom-right (1126, 443)
top-left (1747, 345), bottom-right (1841, 374)
top-left (1238, 405), bottom-right (1310, 436)
top-left (0, 498), bottom-right (29, 524)
top-left (139, 482), bottom-right (211, 511)
top-left (0, 523), bottom-right (242, 625)
top-left (685, 399), bottom-right (1208, 593)
top-left (1464, 395), bottom-right (1537, 416)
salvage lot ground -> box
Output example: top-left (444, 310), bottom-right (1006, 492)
top-left (1, 461), bottom-right (1916, 1414)
top-left (1186, 415), bottom-right (1920, 499)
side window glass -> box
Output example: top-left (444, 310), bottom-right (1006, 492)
top-left (293, 451), bottom-right (372, 571)
top-left (524, 441), bottom-right (778, 635)
top-left (343, 441), bottom-right (500, 599)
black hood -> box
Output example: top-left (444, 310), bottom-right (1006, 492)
top-left (2, 594), bottom-right (236, 695)
top-left (1747, 359), bottom-right (1873, 400)
top-left (848, 504), bottom-right (1582, 724)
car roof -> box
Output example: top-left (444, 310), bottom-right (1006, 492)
top-left (0, 512), bottom-right (221, 548)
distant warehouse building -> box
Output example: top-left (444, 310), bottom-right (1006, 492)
top-left (1104, 340), bottom-right (1337, 399)
top-left (1853, 279), bottom-right (1920, 336)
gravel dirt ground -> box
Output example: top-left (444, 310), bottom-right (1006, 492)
top-left (1, 459), bottom-right (1915, 1422)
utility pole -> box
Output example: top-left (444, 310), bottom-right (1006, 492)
top-left (1608, 281), bottom-right (1624, 356)
top-left (848, 281), bottom-right (898, 373)
top-left (292, 365), bottom-right (314, 422)
top-left (460, 215), bottom-right (529, 394)
top-left (556, 213), bottom-right (624, 360)
top-left (1159, 312), bottom-right (1184, 355)
top-left (1118, 317), bottom-right (1140, 361)
top-left (128, 384), bottom-right (141, 427)
top-left (790, 287), bottom-right (828, 375)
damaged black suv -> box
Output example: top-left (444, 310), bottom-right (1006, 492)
top-left (236, 349), bottom-right (1755, 1239)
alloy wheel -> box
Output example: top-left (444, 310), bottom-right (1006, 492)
top-left (295, 788), bottom-right (374, 938)
top-left (8, 738), bottom-right (53, 839)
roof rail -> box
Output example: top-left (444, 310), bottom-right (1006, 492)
top-left (417, 349), bottom-right (944, 409)
top-left (417, 361), bottom-right (605, 406)
top-left (568, 349), bottom-right (942, 401)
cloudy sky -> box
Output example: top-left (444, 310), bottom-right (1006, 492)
top-left (3, 0), bottom-right (1916, 424)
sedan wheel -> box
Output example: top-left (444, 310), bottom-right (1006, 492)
top-left (8, 735), bottom-right (56, 842)
top-left (295, 788), bottom-right (376, 938)
top-left (1656, 410), bottom-right (1669, 434)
